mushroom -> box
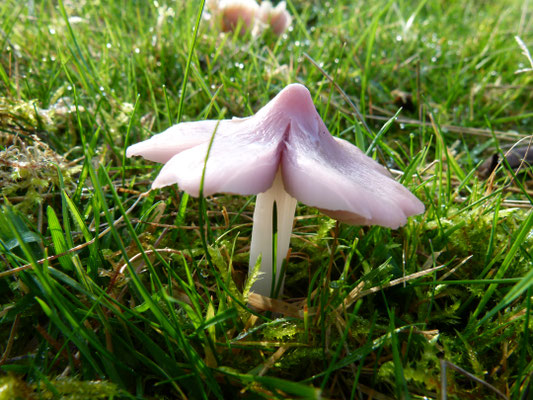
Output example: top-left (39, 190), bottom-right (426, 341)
top-left (206, 0), bottom-right (291, 36)
top-left (478, 145), bottom-right (533, 179)
top-left (258, 1), bottom-right (292, 35)
top-left (212, 0), bottom-right (260, 35)
top-left (126, 83), bottom-right (425, 297)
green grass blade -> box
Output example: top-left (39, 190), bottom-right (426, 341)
top-left (46, 206), bottom-right (74, 271)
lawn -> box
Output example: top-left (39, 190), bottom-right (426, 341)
top-left (0, 0), bottom-right (532, 399)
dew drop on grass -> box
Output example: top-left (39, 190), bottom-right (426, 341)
top-left (134, 48), bottom-right (140, 54)
top-left (106, 43), bottom-right (112, 49)
top-left (49, 28), bottom-right (56, 35)
top-left (330, 280), bottom-right (341, 289)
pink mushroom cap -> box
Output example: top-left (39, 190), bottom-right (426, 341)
top-left (258, 1), bottom-right (291, 35)
top-left (127, 83), bottom-right (425, 229)
top-left (218, 0), bottom-right (259, 34)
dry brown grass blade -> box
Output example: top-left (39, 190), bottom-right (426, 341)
top-left (346, 264), bottom-right (446, 304)
top-left (118, 248), bottom-right (186, 274)
top-left (336, 281), bottom-right (365, 313)
top-left (258, 346), bottom-right (288, 376)
top-left (366, 114), bottom-right (525, 142)
top-left (0, 314), bottom-right (20, 366)
top-left (247, 292), bottom-right (302, 318)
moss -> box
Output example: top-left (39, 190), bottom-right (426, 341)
top-left (0, 374), bottom-right (34, 400)
top-left (274, 348), bottom-right (324, 377)
top-left (425, 207), bottom-right (532, 276)
top-left (0, 135), bottom-right (80, 215)
top-left (261, 320), bottom-right (300, 341)
top-left (0, 375), bottom-right (119, 400)
top-left (35, 378), bottom-right (119, 399)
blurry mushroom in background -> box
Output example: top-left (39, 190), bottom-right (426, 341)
top-left (478, 145), bottom-right (533, 179)
top-left (258, 1), bottom-right (292, 35)
top-left (217, 0), bottom-right (259, 34)
top-left (391, 89), bottom-right (416, 113)
top-left (127, 83), bottom-right (425, 298)
top-left (206, 0), bottom-right (291, 36)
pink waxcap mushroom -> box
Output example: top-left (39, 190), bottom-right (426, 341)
top-left (207, 0), bottom-right (291, 37)
top-left (126, 120), bottom-right (223, 164)
top-left (127, 83), bottom-right (424, 228)
top-left (217, 0), bottom-right (259, 34)
top-left (258, 1), bottom-right (291, 35)
top-left (127, 83), bottom-right (424, 296)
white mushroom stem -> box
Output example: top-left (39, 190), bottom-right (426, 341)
top-left (249, 169), bottom-right (297, 297)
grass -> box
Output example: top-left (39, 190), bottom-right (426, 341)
top-left (0, 0), bottom-right (532, 398)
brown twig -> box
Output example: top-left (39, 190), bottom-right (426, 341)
top-left (0, 314), bottom-right (20, 366)
top-left (35, 324), bottom-right (81, 368)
